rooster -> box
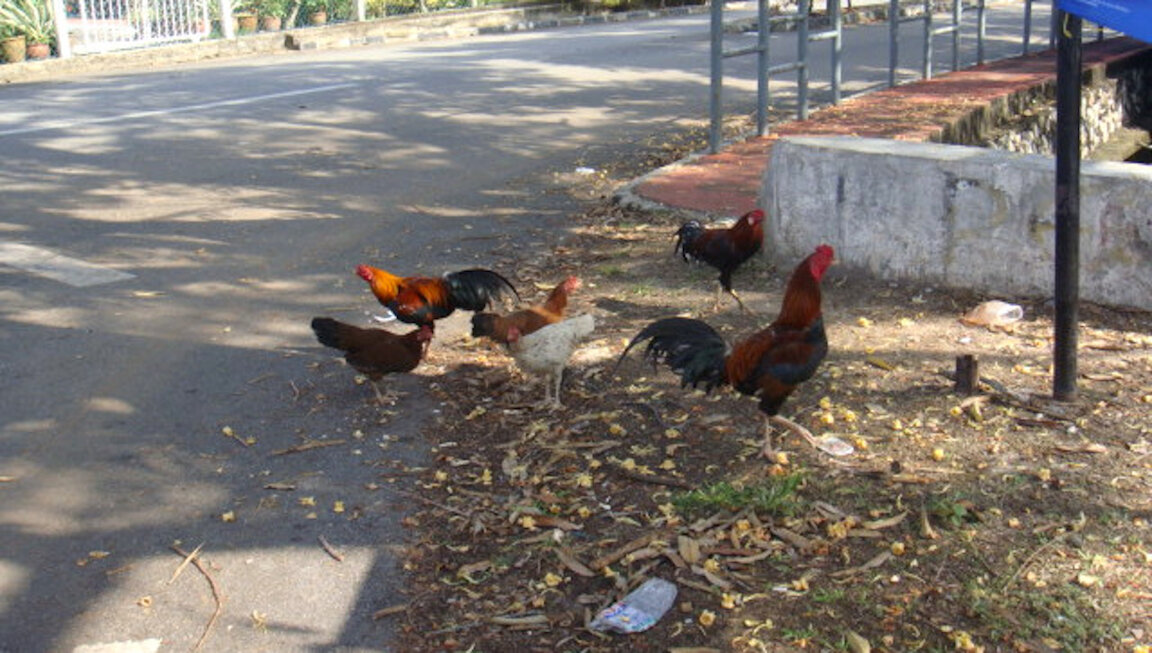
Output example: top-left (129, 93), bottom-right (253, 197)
top-left (618, 244), bottom-right (848, 456)
top-left (507, 314), bottom-right (595, 409)
top-left (311, 317), bottom-right (433, 404)
top-left (471, 275), bottom-right (581, 344)
top-left (675, 208), bottom-right (765, 313)
top-left (356, 265), bottom-right (519, 330)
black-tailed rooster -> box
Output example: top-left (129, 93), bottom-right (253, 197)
top-left (356, 265), bottom-right (519, 330)
top-left (618, 244), bottom-right (850, 456)
top-left (674, 208), bottom-right (765, 312)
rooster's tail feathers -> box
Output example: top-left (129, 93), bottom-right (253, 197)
top-left (674, 220), bottom-right (705, 261)
top-left (445, 269), bottom-right (520, 312)
top-left (616, 317), bottom-right (729, 392)
top-left (312, 317), bottom-right (356, 351)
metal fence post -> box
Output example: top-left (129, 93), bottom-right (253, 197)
top-left (977, 0), bottom-right (986, 65)
top-left (888, 0), bottom-right (899, 87)
top-left (831, 0), bottom-right (841, 104)
top-left (797, 0), bottom-right (809, 120)
top-left (756, 0), bottom-right (770, 136)
top-left (951, 0), bottom-right (961, 72)
top-left (709, 0), bottom-right (724, 154)
top-left (922, 0), bottom-right (932, 79)
top-left (1053, 11), bottom-right (1082, 401)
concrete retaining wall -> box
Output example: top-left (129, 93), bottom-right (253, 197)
top-left (763, 136), bottom-right (1152, 310)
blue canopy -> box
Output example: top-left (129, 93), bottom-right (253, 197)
top-left (1058, 0), bottom-right (1152, 43)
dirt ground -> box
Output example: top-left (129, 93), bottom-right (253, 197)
top-left (321, 127), bottom-right (1152, 652)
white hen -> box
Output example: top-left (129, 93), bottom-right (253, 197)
top-left (507, 314), bottom-right (595, 408)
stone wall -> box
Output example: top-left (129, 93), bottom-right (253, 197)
top-left (955, 49), bottom-right (1152, 158)
top-left (763, 136), bottom-right (1152, 310)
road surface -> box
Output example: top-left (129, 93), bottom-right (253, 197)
top-left (0, 3), bottom-right (1053, 650)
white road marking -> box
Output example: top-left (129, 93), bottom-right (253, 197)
top-left (73, 639), bottom-right (162, 653)
top-left (0, 241), bottom-right (136, 287)
top-left (0, 83), bottom-right (358, 137)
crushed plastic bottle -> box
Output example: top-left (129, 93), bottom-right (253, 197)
top-left (960, 300), bottom-right (1024, 327)
top-left (813, 435), bottom-right (855, 457)
top-left (589, 578), bottom-right (677, 634)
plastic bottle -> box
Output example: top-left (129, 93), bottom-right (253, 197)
top-left (960, 300), bottom-right (1024, 327)
top-left (589, 578), bottom-right (678, 634)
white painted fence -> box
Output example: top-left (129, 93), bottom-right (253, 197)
top-left (71, 0), bottom-right (211, 54)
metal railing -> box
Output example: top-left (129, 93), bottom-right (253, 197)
top-left (709, 0), bottom-right (842, 153)
top-left (706, 1), bottom-right (1110, 154)
top-left (888, 0), bottom-right (962, 87)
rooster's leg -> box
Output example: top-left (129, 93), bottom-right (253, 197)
top-left (368, 379), bottom-right (402, 405)
top-left (728, 288), bottom-right (753, 314)
top-left (768, 415), bottom-right (823, 450)
top-left (552, 369), bottom-right (565, 409)
top-left (369, 380), bottom-right (387, 405)
top-left (542, 373), bottom-right (553, 407)
top-left (759, 418), bottom-right (778, 459)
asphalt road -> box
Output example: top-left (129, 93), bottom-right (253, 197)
top-left (0, 4), bottom-right (1052, 651)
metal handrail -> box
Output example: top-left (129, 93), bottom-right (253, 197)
top-left (709, 0), bottom-right (842, 154)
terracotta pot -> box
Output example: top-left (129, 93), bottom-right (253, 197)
top-left (26, 41), bottom-right (50, 60)
top-left (308, 10), bottom-right (327, 25)
top-left (235, 12), bottom-right (258, 32)
top-left (1, 35), bottom-right (26, 64)
top-left (260, 15), bottom-right (282, 31)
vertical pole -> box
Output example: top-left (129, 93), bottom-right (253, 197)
top-left (357, 0), bottom-right (366, 21)
top-left (220, 0), bottom-right (235, 38)
top-left (831, 0), bottom-right (841, 104)
top-left (888, 0), bottom-right (898, 87)
top-left (976, 0), bottom-right (986, 65)
top-left (756, 0), bottom-right (769, 136)
top-left (1054, 11), bottom-right (1081, 401)
top-left (922, 0), bottom-right (932, 79)
top-left (1023, 0), bottom-right (1032, 54)
top-left (797, 0), bottom-right (809, 120)
top-left (951, 0), bottom-right (960, 72)
top-left (709, 0), bottom-right (724, 154)
top-left (50, 0), bottom-right (71, 58)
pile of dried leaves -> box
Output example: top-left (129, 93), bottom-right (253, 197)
top-left (375, 202), bottom-right (1152, 652)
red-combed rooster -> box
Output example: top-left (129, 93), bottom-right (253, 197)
top-left (470, 275), bottom-right (581, 344)
top-left (675, 208), bottom-right (765, 313)
top-left (618, 244), bottom-right (850, 457)
top-left (356, 265), bottom-right (519, 330)
top-left (311, 317), bottom-right (433, 404)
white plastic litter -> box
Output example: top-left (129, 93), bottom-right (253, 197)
top-left (960, 300), bottom-right (1023, 327)
top-left (813, 435), bottom-right (855, 457)
top-left (590, 578), bottom-right (678, 634)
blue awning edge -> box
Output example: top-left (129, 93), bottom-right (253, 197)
top-left (1058, 0), bottom-right (1152, 43)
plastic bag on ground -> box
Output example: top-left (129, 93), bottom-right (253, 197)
top-left (589, 578), bottom-right (677, 634)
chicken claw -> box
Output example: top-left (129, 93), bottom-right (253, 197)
top-left (767, 415), bottom-right (854, 457)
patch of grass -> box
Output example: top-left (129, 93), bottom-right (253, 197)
top-left (781, 625), bottom-right (819, 644)
top-left (810, 587), bottom-right (846, 604)
top-left (964, 581), bottom-right (1125, 649)
top-left (927, 494), bottom-right (978, 529)
top-left (671, 475), bottom-right (802, 517)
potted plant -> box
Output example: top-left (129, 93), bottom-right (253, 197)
top-left (0, 0), bottom-right (53, 60)
top-left (0, 24), bottom-right (25, 63)
top-left (300, 0), bottom-right (328, 25)
top-left (257, 0), bottom-right (286, 30)
top-left (232, 0), bottom-right (259, 32)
